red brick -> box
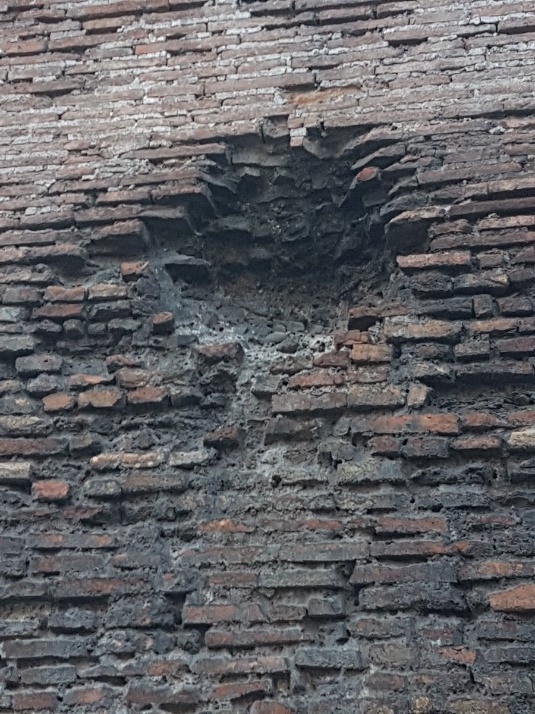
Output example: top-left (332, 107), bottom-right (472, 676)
top-left (489, 584), bottom-right (535, 612)
top-left (2, 39), bottom-right (48, 56)
top-left (212, 680), bottom-right (271, 701)
top-left (356, 166), bottom-right (380, 183)
top-left (313, 351), bottom-right (350, 368)
top-left (90, 451), bottom-right (164, 471)
top-left (397, 251), bottom-right (471, 271)
top-left (407, 384), bottom-right (432, 408)
top-left (42, 393), bottom-right (75, 412)
top-left (32, 480), bottom-right (70, 502)
top-left (384, 318), bottom-right (462, 343)
top-left (195, 342), bottom-right (244, 364)
top-left (358, 414), bottom-right (459, 435)
top-left (32, 533), bottom-right (115, 550)
top-left (204, 425), bottom-right (243, 449)
top-left (126, 386), bottom-right (168, 406)
top-left (496, 336), bottom-right (535, 356)
top-left (193, 655), bottom-right (287, 676)
top-left (32, 303), bottom-right (84, 320)
top-left (67, 374), bottom-right (112, 389)
top-left (375, 516), bottom-right (448, 535)
top-left (44, 286), bottom-right (85, 302)
top-left (13, 691), bottom-right (57, 711)
top-left (402, 436), bottom-right (449, 459)
top-left (87, 283), bottom-right (128, 301)
top-left (0, 438), bottom-right (66, 456)
top-left (460, 560), bottom-right (528, 581)
top-left (63, 687), bottom-right (110, 706)
top-left (451, 435), bottom-right (502, 453)
top-left (55, 577), bottom-right (148, 600)
top-left (461, 411), bottom-right (504, 430)
top-left (469, 317), bottom-right (518, 335)
top-left (369, 435), bottom-right (402, 456)
top-left (350, 343), bottom-right (392, 364)
top-left (348, 304), bottom-right (408, 330)
top-left (347, 384), bottom-right (404, 410)
top-left (126, 684), bottom-right (199, 707)
top-left (288, 371), bottom-right (345, 389)
top-left (120, 260), bottom-right (149, 281)
top-left (151, 311), bottom-right (174, 334)
top-left (205, 627), bottom-right (311, 649)
top-left (334, 330), bottom-right (368, 348)
top-left (439, 647), bottom-right (477, 665)
top-left (78, 388), bottom-right (124, 409)
top-left (114, 368), bottom-right (151, 388)
top-left (182, 604), bottom-right (266, 624)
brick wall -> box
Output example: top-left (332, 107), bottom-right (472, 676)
top-left (1, 1), bottom-right (535, 712)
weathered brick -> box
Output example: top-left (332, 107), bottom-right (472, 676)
top-left (401, 437), bottom-right (450, 459)
top-left (182, 604), bottom-right (266, 624)
top-left (90, 451), bottom-right (164, 471)
top-left (397, 251), bottom-right (471, 271)
top-left (375, 516), bottom-right (448, 535)
top-left (347, 384), bottom-right (405, 410)
top-left (32, 480), bottom-right (70, 502)
top-left (87, 283), bottom-right (128, 301)
top-left (205, 627), bottom-right (311, 649)
top-left (250, 703), bottom-right (295, 714)
top-left (204, 425), bottom-right (243, 449)
top-left (288, 370), bottom-right (345, 389)
top-left (13, 691), bottom-right (57, 711)
top-left (457, 362), bottom-right (533, 384)
top-left (272, 392), bottom-right (347, 414)
top-left (193, 655), bottom-right (287, 676)
top-left (351, 561), bottom-right (455, 585)
top-left (120, 260), bottom-right (148, 281)
top-left (78, 388), bottom-right (124, 409)
top-left (359, 583), bottom-right (466, 612)
top-left (55, 577), bottom-right (148, 600)
top-left (350, 343), bottom-right (392, 364)
top-left (496, 336), bottom-right (535, 356)
top-left (63, 687), bottom-right (112, 707)
top-left (451, 435), bottom-right (502, 453)
top-left (126, 386), bottom-right (168, 407)
top-left (295, 647), bottom-right (365, 670)
top-left (0, 438), bottom-right (66, 456)
top-left (212, 679), bottom-right (271, 701)
top-left (195, 342), bottom-right (244, 364)
top-left (0, 336), bottom-right (36, 358)
top-left (4, 638), bottom-right (89, 660)
top-left (21, 665), bottom-right (76, 686)
top-left (354, 414), bottom-right (459, 435)
top-left (42, 393), bottom-right (75, 412)
top-left (32, 303), bottom-right (84, 321)
top-left (489, 584), bottom-right (535, 613)
top-left (279, 542), bottom-right (368, 562)
top-left (335, 457), bottom-right (405, 485)
top-left (44, 286), bottom-right (85, 303)
top-left (505, 426), bottom-right (535, 451)
top-left (384, 318), bottom-right (462, 343)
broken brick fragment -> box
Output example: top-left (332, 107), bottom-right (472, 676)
top-left (204, 426), bottom-right (244, 450)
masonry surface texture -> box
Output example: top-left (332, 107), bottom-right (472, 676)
top-left (2, 1), bottom-right (535, 713)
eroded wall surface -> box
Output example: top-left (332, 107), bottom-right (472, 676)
top-left (1, 1), bottom-right (535, 712)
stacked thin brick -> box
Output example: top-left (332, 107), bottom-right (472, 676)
top-left (1, 1), bottom-right (535, 713)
